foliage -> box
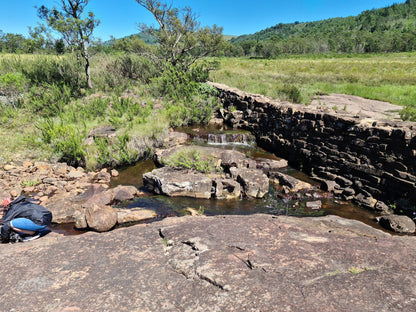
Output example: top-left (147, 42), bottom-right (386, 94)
top-left (280, 84), bottom-right (302, 103)
top-left (111, 35), bottom-right (150, 53)
top-left (164, 148), bottom-right (220, 173)
top-left (134, 0), bottom-right (225, 72)
top-left (21, 179), bottom-right (41, 188)
top-left (0, 72), bottom-right (28, 96)
top-left (36, 118), bottom-right (86, 166)
top-left (28, 83), bottom-right (72, 116)
top-left (229, 0), bottom-right (416, 56)
top-left (38, 0), bottom-right (100, 88)
top-left (197, 206), bottom-right (205, 216)
top-left (0, 104), bottom-right (19, 124)
top-left (55, 39), bottom-right (66, 54)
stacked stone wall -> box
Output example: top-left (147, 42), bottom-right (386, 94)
top-left (210, 82), bottom-right (416, 210)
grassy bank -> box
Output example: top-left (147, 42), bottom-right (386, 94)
top-left (209, 53), bottom-right (416, 120)
top-left (0, 53), bottom-right (219, 168)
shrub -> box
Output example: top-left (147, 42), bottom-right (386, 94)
top-left (21, 55), bottom-right (81, 89)
top-left (281, 84), bottom-right (302, 103)
top-left (101, 54), bottom-right (158, 90)
top-left (112, 133), bottom-right (139, 166)
top-left (151, 64), bottom-right (199, 101)
top-left (0, 104), bottom-right (19, 125)
top-left (78, 96), bottom-right (110, 121)
top-left (0, 72), bottom-right (28, 95)
top-left (36, 118), bottom-right (86, 166)
top-left (27, 83), bottom-right (72, 117)
top-left (163, 93), bottom-right (219, 127)
top-left (94, 136), bottom-right (111, 167)
top-left (54, 126), bottom-right (86, 166)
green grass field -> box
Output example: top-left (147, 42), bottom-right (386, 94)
top-left (209, 53), bottom-right (416, 120)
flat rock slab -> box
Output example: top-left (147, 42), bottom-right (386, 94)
top-left (1, 214), bottom-right (416, 311)
top-left (310, 93), bottom-right (403, 120)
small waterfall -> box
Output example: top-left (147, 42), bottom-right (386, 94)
top-left (207, 133), bottom-right (256, 147)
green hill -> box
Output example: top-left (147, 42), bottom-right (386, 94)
top-left (230, 0), bottom-right (416, 54)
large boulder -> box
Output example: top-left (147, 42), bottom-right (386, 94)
top-left (85, 204), bottom-right (117, 232)
top-left (45, 196), bottom-right (83, 224)
top-left (237, 169), bottom-right (269, 198)
top-left (143, 167), bottom-right (213, 199)
top-left (149, 145), bottom-right (272, 199)
top-left (376, 215), bottom-right (416, 234)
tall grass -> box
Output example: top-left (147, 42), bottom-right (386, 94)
top-left (210, 53), bottom-right (416, 119)
top-left (0, 52), bottom-right (218, 167)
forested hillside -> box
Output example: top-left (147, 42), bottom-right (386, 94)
top-left (230, 0), bottom-right (416, 56)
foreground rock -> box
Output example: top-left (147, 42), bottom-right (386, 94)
top-left (1, 214), bottom-right (416, 311)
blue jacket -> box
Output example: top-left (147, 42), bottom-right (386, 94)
top-left (1, 196), bottom-right (52, 243)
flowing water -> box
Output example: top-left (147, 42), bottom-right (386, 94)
top-left (108, 126), bottom-right (387, 233)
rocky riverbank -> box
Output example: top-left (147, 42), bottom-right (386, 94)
top-left (0, 161), bottom-right (156, 232)
top-left (1, 129), bottom-right (415, 235)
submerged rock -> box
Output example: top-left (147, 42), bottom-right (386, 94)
top-left (376, 215), bottom-right (416, 234)
top-left (306, 200), bottom-right (322, 210)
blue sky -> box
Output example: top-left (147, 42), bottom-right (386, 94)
top-left (0, 0), bottom-right (406, 40)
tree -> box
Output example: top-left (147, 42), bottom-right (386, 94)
top-left (0, 30), bottom-right (4, 52)
top-left (134, 0), bottom-right (224, 72)
top-left (3, 33), bottom-right (26, 53)
top-left (38, 0), bottom-right (100, 88)
top-left (55, 38), bottom-right (66, 54)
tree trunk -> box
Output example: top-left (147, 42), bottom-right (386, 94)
top-left (82, 39), bottom-right (92, 89)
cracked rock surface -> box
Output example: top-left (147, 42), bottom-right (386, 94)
top-left (1, 214), bottom-right (416, 311)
